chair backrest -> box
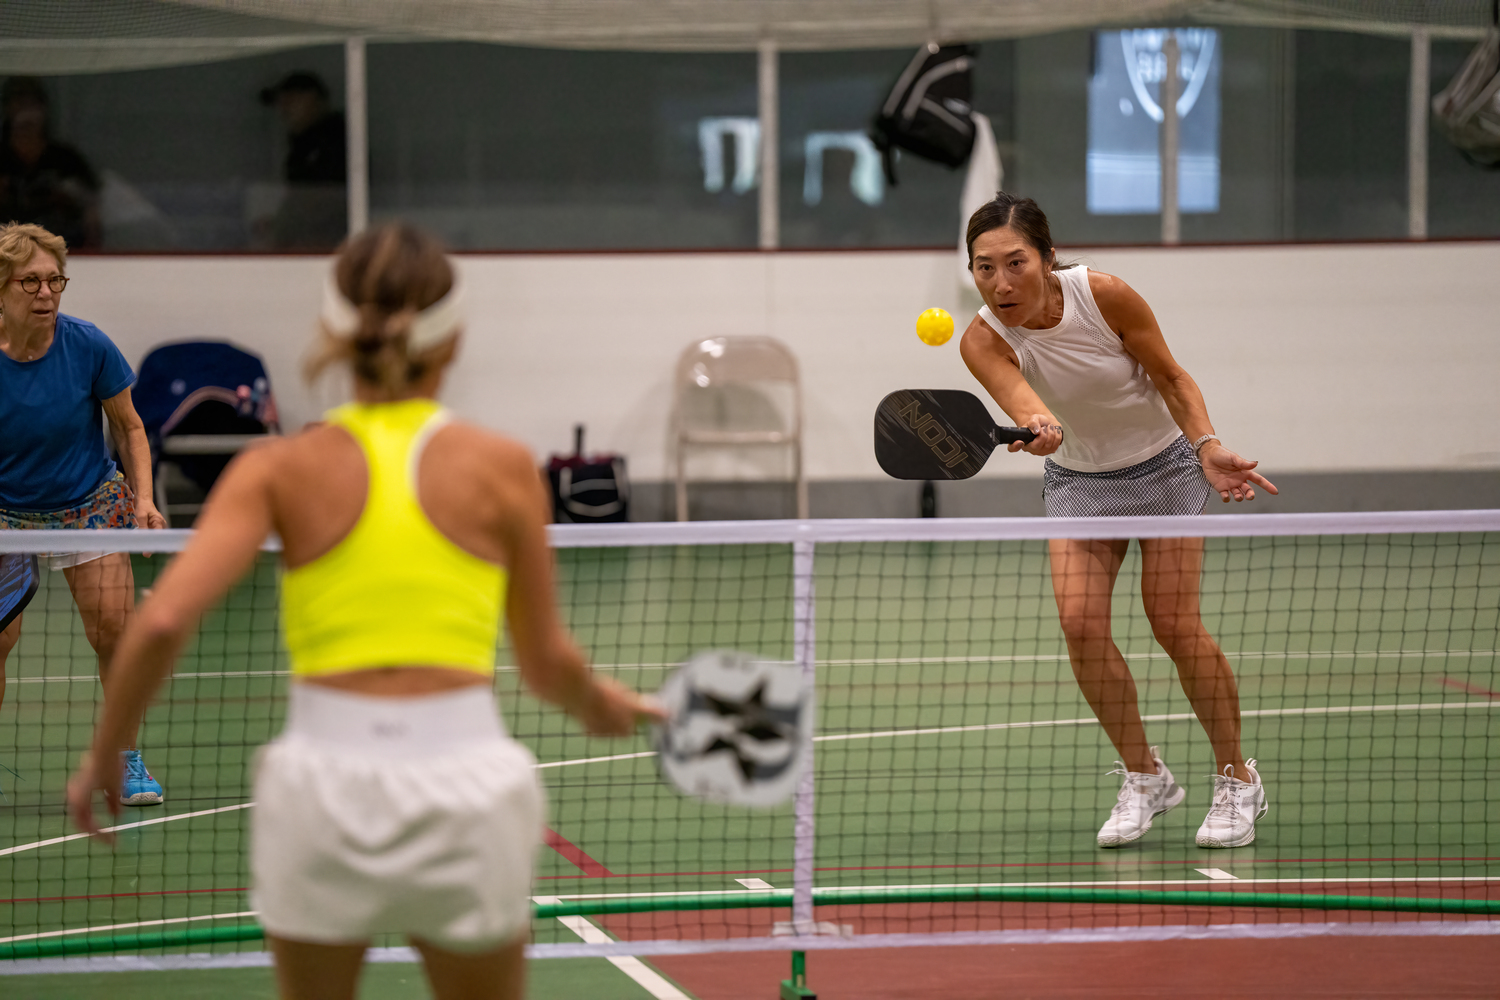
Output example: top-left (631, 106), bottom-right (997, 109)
top-left (135, 340), bottom-right (279, 440)
top-left (674, 336), bottom-right (801, 436)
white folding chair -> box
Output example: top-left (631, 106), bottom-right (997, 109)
top-left (673, 336), bottom-right (808, 521)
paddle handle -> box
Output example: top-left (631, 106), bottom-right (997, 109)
top-left (995, 426), bottom-right (1037, 445)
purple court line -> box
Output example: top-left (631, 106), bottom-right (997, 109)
top-left (544, 827), bottom-right (614, 877)
top-left (1440, 676), bottom-right (1500, 698)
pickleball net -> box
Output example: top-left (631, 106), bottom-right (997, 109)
top-left (1, 510), bottom-right (1497, 973)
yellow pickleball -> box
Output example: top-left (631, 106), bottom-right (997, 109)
top-left (916, 307), bottom-right (954, 346)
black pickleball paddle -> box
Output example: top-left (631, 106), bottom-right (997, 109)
top-left (874, 389), bottom-right (1036, 480)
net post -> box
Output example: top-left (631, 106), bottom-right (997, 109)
top-left (791, 538), bottom-right (816, 933)
top-left (780, 949), bottom-right (816, 999)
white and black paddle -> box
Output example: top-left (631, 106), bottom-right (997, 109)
top-left (652, 650), bottom-right (812, 809)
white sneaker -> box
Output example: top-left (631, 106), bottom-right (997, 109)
top-left (1195, 759), bottom-right (1267, 849)
top-left (1096, 747), bottom-right (1185, 848)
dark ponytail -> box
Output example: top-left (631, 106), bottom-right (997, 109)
top-left (964, 193), bottom-right (1071, 271)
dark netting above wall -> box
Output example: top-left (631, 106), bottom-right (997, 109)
top-left (2, 0), bottom-right (1496, 74)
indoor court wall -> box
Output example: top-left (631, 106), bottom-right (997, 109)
top-left (64, 240), bottom-right (1500, 513)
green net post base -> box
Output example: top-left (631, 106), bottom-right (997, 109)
top-left (780, 950), bottom-right (815, 999)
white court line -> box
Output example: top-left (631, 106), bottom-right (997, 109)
top-left (535, 896), bottom-right (691, 1000)
top-left (533, 699), bottom-right (1500, 767)
top-left (11, 648), bottom-right (1496, 684)
top-left (536, 750), bottom-right (656, 769)
top-left (7, 701), bottom-right (1496, 855)
top-left (546, 875), bottom-right (1500, 903)
top-left (1196, 869), bottom-right (1239, 880)
top-left (0, 911), bottom-right (254, 945)
top-left (814, 699), bottom-right (1500, 745)
top-left (0, 802), bottom-right (252, 858)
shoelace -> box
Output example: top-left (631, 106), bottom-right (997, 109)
top-left (123, 753), bottom-right (149, 782)
top-left (1106, 763), bottom-right (1149, 816)
top-left (1204, 775), bottom-right (1242, 823)
top-left (1203, 763), bottom-right (1263, 823)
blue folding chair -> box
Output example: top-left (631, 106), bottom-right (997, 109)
top-left (134, 341), bottom-right (280, 525)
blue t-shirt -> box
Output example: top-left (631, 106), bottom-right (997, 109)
top-left (0, 313), bottom-right (136, 511)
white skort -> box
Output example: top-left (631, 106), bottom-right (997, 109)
top-left (251, 684), bottom-right (545, 951)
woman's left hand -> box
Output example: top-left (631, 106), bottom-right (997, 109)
top-left (136, 500), bottom-right (167, 530)
top-left (66, 750), bottom-right (122, 844)
top-left (1200, 444), bottom-right (1279, 503)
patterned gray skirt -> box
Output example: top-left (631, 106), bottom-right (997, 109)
top-left (1043, 435), bottom-right (1212, 518)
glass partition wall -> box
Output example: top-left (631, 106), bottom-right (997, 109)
top-left (7, 28), bottom-right (1496, 252)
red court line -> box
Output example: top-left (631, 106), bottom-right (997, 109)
top-left (545, 827), bottom-right (613, 877)
top-left (1441, 676), bottom-right (1500, 698)
top-left (537, 855), bottom-right (1500, 882)
top-left (0, 886), bottom-right (248, 905)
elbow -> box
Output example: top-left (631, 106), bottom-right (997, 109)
top-left (135, 603), bottom-right (190, 646)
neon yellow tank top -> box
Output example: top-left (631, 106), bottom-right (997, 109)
top-left (281, 399), bottom-right (506, 677)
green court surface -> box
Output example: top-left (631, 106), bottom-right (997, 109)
top-left (0, 958), bottom-right (689, 998)
top-left (2, 533), bottom-right (1497, 988)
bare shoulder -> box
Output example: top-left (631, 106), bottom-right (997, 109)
top-left (1084, 269), bottom-right (1154, 331)
top-left (434, 419), bottom-right (535, 476)
top-left (260, 421), bottom-right (358, 476)
top-left (959, 312), bottom-right (1015, 366)
top-left (428, 419), bottom-right (544, 512)
top-left (1085, 269), bottom-right (1136, 307)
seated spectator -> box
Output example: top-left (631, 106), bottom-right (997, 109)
top-left (259, 71), bottom-right (348, 249)
top-left (0, 77), bottom-right (101, 250)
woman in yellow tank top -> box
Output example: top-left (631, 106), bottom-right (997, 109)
top-left (65, 224), bottom-right (659, 1000)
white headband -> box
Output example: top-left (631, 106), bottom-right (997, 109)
top-left (321, 267), bottom-right (465, 353)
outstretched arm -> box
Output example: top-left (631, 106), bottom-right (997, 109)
top-left (494, 444), bottom-right (662, 735)
top-left (1090, 272), bottom-right (1278, 503)
top-left (66, 449), bottom-right (275, 839)
top-left (958, 315), bottom-right (1065, 456)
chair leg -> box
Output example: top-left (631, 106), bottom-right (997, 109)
top-left (675, 445), bottom-right (689, 522)
top-left (794, 443), bottom-right (808, 520)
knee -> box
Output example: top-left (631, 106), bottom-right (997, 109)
top-left (91, 609), bottom-right (131, 651)
top-left (1147, 610), bottom-right (1205, 655)
top-left (1057, 605), bottom-right (1111, 647)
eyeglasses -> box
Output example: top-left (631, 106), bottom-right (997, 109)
top-left (10, 275), bottom-right (69, 295)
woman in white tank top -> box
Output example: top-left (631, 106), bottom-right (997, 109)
top-left (959, 193), bottom-right (1276, 851)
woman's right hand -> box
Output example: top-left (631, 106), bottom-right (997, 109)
top-left (574, 675), bottom-right (667, 736)
top-left (1013, 414), bottom-right (1063, 456)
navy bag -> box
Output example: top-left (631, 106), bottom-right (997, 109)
top-left (546, 425), bottom-right (629, 524)
top-left (870, 42), bottom-right (979, 185)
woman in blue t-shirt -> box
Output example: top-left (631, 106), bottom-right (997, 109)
top-left (0, 222), bottom-right (166, 805)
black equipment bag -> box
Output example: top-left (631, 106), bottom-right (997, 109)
top-left (546, 425), bottom-right (629, 524)
top-left (870, 42), bottom-right (978, 185)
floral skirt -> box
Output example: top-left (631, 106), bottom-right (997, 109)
top-left (0, 471), bottom-right (137, 569)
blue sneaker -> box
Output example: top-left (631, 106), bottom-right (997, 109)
top-left (120, 750), bottom-right (164, 806)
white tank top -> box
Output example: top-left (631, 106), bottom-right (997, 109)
top-left (978, 266), bottom-right (1181, 473)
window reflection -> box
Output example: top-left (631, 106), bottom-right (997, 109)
top-left (1087, 29), bottom-right (1221, 216)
